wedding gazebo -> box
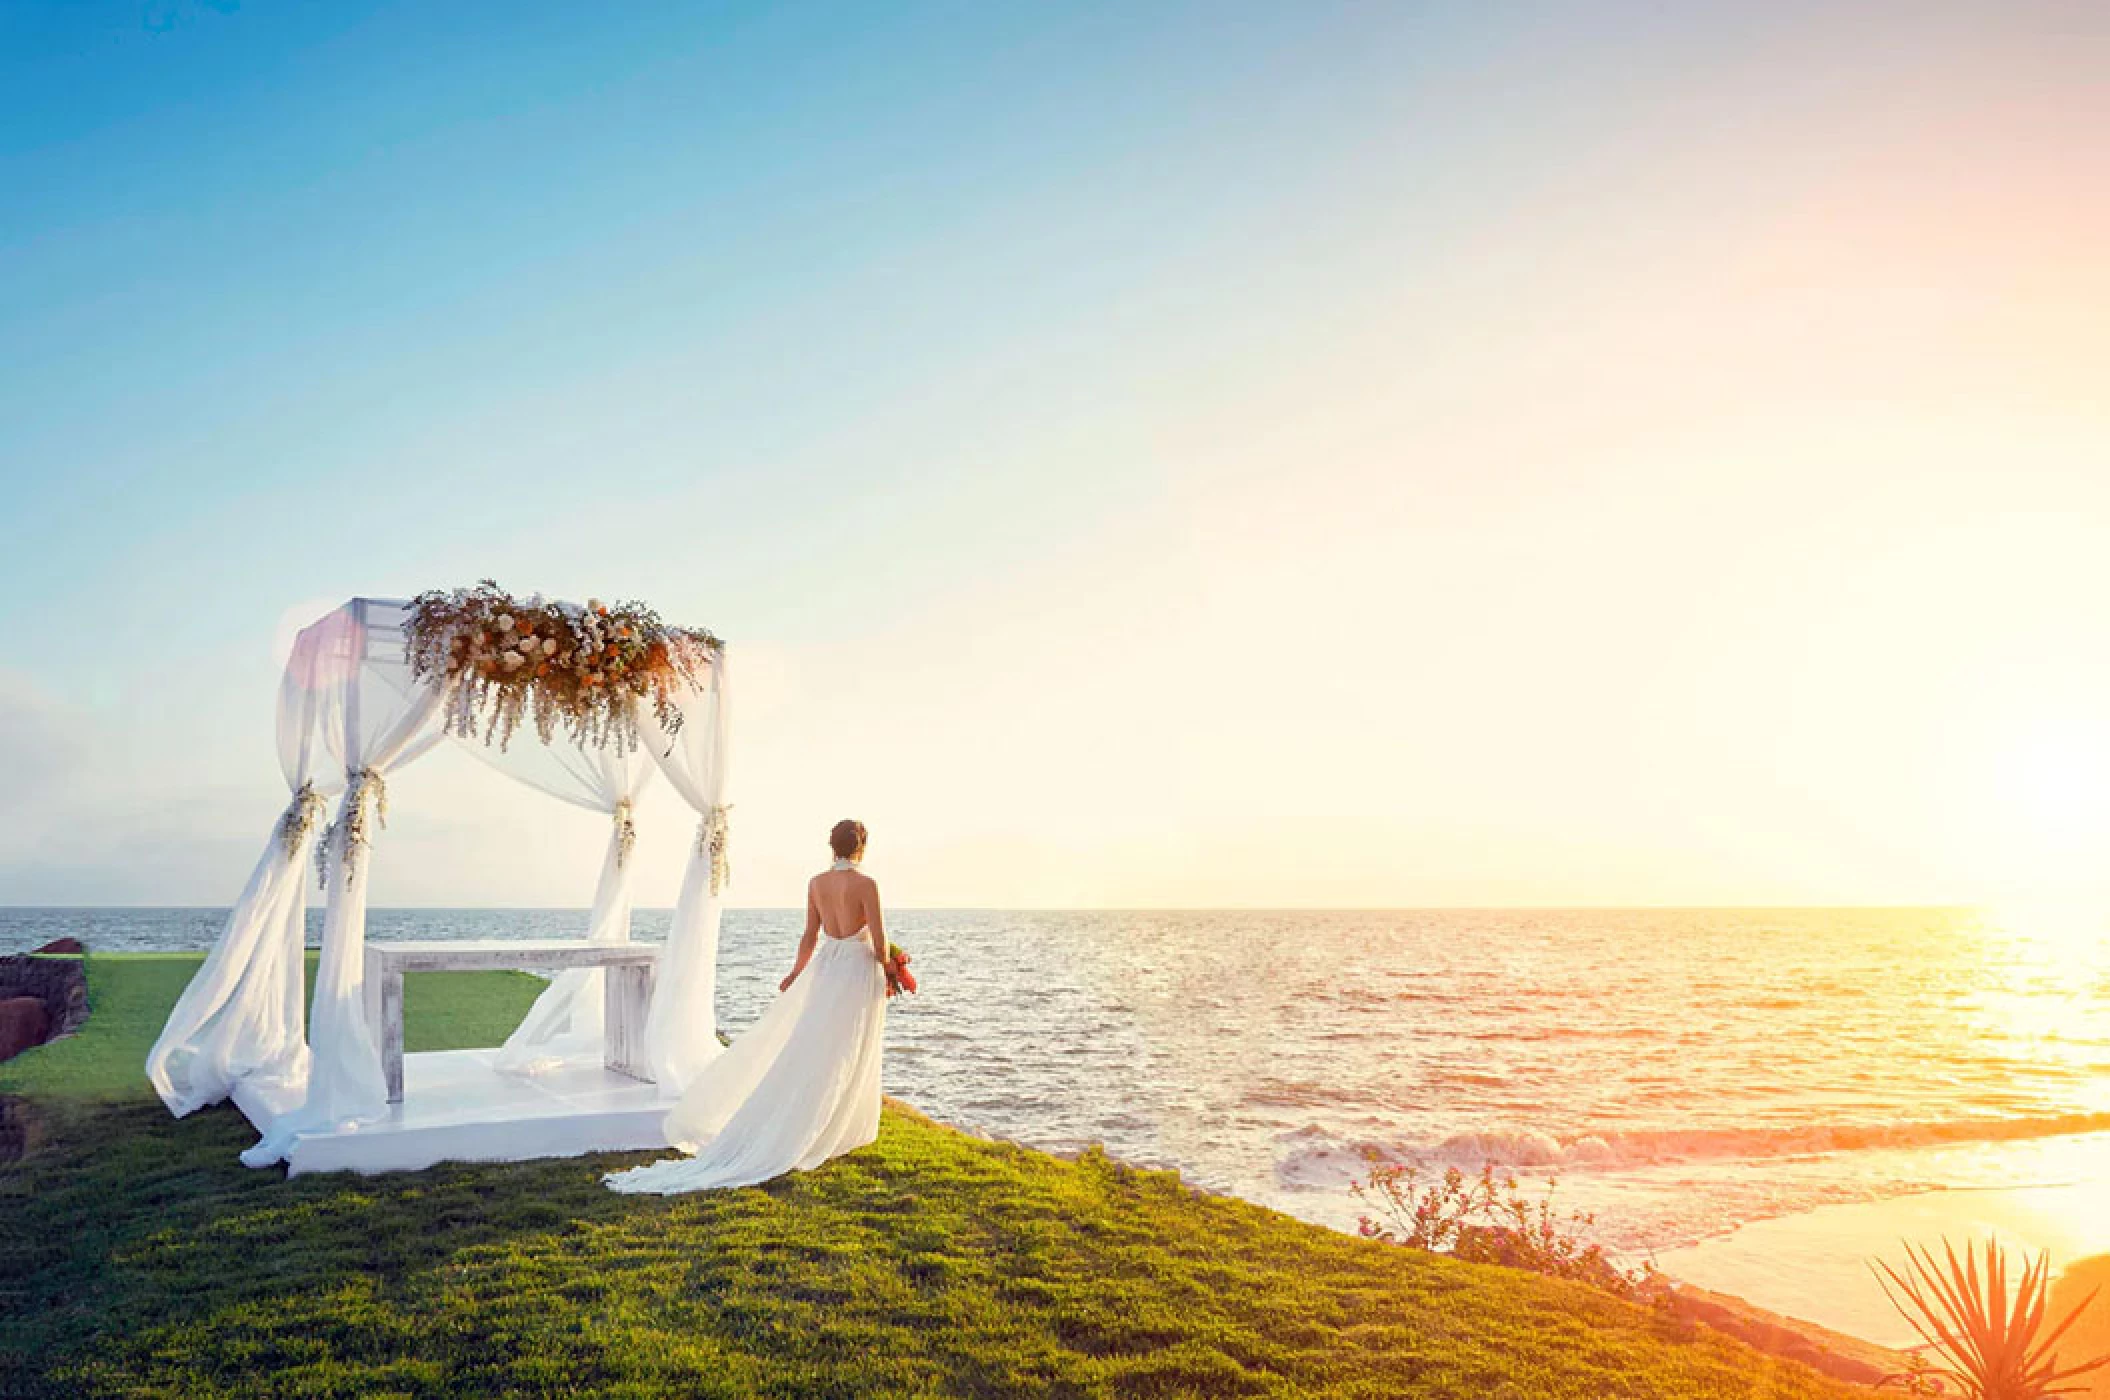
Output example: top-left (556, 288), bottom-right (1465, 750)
top-left (146, 585), bottom-right (730, 1175)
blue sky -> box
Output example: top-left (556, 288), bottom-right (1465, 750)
top-left (4, 2), bottom-right (2107, 908)
top-left (6, 1), bottom-right (1474, 656)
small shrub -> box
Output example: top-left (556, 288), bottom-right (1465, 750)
top-left (1351, 1157), bottom-right (1669, 1304)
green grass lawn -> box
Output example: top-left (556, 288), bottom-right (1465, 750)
top-left (0, 953), bottom-right (541, 1104)
top-left (0, 954), bottom-right (1861, 1399)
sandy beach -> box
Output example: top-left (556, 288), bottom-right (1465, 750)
top-left (1659, 1163), bottom-right (2110, 1385)
top-left (2058, 1255), bottom-right (2110, 1400)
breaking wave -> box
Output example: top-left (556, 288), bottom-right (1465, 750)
top-left (1274, 1110), bottom-right (2110, 1188)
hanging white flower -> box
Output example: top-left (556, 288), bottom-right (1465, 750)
top-left (703, 805), bottom-right (732, 896)
top-left (278, 781), bottom-right (327, 862)
top-left (317, 768), bottom-right (389, 886)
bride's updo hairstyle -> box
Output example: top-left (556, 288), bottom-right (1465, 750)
top-left (830, 819), bottom-right (867, 861)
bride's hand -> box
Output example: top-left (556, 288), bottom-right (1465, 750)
top-left (779, 971), bottom-right (797, 992)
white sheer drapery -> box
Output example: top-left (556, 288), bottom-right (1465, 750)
top-left (471, 736), bottom-right (657, 1074)
top-left (241, 600), bottom-right (450, 1167)
top-left (145, 611), bottom-right (355, 1115)
top-left (643, 652), bottom-right (731, 1093)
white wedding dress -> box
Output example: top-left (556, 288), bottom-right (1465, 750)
top-left (605, 929), bottom-right (886, 1193)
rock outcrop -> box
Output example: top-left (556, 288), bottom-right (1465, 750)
top-left (0, 997), bottom-right (50, 1061)
top-left (0, 953), bottom-right (89, 1062)
top-left (1672, 1285), bottom-right (1908, 1387)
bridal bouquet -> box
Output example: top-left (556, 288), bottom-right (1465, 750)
top-left (884, 943), bottom-right (918, 998)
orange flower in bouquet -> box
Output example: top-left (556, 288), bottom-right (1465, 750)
top-left (885, 942), bottom-right (917, 998)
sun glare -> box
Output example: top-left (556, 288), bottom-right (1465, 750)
top-left (2009, 732), bottom-right (2110, 842)
top-left (1979, 725), bottom-right (2110, 906)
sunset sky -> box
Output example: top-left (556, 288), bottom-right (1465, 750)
top-left (3, 1), bottom-right (2107, 908)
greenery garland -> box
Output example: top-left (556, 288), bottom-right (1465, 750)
top-left (404, 580), bottom-right (722, 753)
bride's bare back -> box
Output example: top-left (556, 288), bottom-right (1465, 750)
top-left (780, 823), bottom-right (888, 992)
top-left (813, 868), bottom-right (882, 944)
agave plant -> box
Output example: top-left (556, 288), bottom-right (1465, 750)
top-left (1871, 1237), bottom-right (2107, 1399)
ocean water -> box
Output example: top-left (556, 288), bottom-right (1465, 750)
top-left (8, 905), bottom-right (2108, 1256)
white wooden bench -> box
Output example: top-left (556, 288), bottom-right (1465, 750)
top-left (364, 939), bottom-right (658, 1104)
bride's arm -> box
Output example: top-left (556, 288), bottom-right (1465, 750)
top-left (780, 880), bottom-right (821, 991)
top-left (865, 881), bottom-right (888, 965)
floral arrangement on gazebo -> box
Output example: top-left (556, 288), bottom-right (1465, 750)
top-left (405, 579), bottom-right (722, 751)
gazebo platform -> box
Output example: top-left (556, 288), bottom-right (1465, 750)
top-left (232, 1049), bottom-right (672, 1177)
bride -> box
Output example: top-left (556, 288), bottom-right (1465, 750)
top-left (605, 819), bottom-right (889, 1194)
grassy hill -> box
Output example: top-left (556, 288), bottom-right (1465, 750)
top-left (0, 953), bottom-right (1861, 1399)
